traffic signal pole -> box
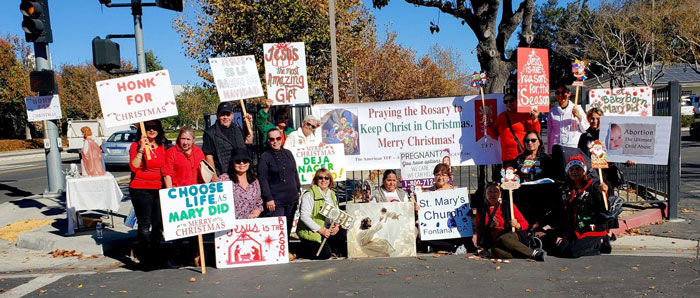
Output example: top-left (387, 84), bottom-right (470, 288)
top-left (132, 3), bottom-right (147, 74)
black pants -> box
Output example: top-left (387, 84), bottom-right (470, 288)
top-left (492, 232), bottom-right (534, 259)
top-left (263, 201), bottom-right (298, 237)
top-left (554, 236), bottom-right (606, 258)
top-left (129, 188), bottom-right (163, 246)
top-left (299, 229), bottom-right (347, 260)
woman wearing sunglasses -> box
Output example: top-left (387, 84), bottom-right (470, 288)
top-left (285, 114), bottom-right (322, 149)
top-left (297, 168), bottom-right (346, 259)
top-left (218, 151), bottom-right (263, 220)
top-left (546, 85), bottom-right (590, 153)
top-left (128, 119), bottom-right (167, 267)
top-left (258, 128), bottom-right (302, 236)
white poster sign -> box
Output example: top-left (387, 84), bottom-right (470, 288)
top-left (416, 188), bottom-right (472, 241)
top-left (588, 87), bottom-right (653, 116)
top-left (25, 95), bottom-right (62, 121)
top-left (263, 42), bottom-right (309, 105)
top-left (96, 70), bottom-right (178, 128)
top-left (159, 181), bottom-right (236, 241)
top-left (292, 144), bottom-right (346, 184)
top-left (311, 95), bottom-right (505, 170)
top-left (400, 148), bottom-right (449, 189)
top-left (346, 202), bottom-right (416, 258)
top-left (209, 55), bottom-right (264, 102)
top-left (599, 116), bottom-right (671, 165)
top-left (214, 217), bottom-right (289, 268)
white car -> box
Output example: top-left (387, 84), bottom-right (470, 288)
top-left (687, 95), bottom-right (700, 117)
top-left (681, 98), bottom-right (695, 117)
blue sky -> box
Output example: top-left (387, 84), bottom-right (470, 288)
top-left (0, 1), bottom-right (556, 85)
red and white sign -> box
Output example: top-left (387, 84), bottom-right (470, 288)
top-left (25, 95), bottom-right (62, 121)
top-left (263, 42), bottom-right (309, 105)
top-left (588, 87), bottom-right (653, 116)
top-left (214, 217), bottom-right (289, 268)
top-left (95, 70), bottom-right (177, 128)
top-left (209, 55), bottom-right (264, 102)
top-left (517, 48), bottom-right (550, 113)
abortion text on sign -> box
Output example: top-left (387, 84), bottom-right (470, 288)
top-left (400, 149), bottom-right (449, 189)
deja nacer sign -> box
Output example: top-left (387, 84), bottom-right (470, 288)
top-left (292, 144), bottom-right (346, 184)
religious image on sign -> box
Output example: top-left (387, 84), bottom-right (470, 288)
top-left (417, 188), bottom-right (472, 241)
top-left (474, 98), bottom-right (498, 142)
top-left (263, 42), bottom-right (309, 105)
top-left (346, 202), bottom-right (416, 258)
top-left (319, 108), bottom-right (360, 155)
top-left (589, 140), bottom-right (609, 169)
top-left (599, 116), bottom-right (671, 165)
top-left (500, 167), bottom-right (521, 190)
top-left (209, 55), bottom-right (264, 102)
top-left (214, 216), bottom-right (289, 268)
top-left (293, 144), bottom-right (346, 184)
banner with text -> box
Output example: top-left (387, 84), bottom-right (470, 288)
top-left (263, 42), bottom-right (309, 105)
top-left (292, 144), bottom-right (346, 184)
top-left (96, 70), bottom-right (177, 128)
top-left (159, 181), bottom-right (236, 241)
top-left (214, 217), bottom-right (289, 268)
top-left (417, 188), bottom-right (472, 241)
top-left (209, 55), bottom-right (264, 102)
top-left (517, 47), bottom-right (550, 113)
top-left (311, 96), bottom-right (504, 170)
top-left (599, 116), bottom-right (671, 165)
top-left (399, 149), bottom-right (450, 189)
top-left (588, 87), bottom-right (653, 116)
top-left (25, 95), bottom-right (62, 121)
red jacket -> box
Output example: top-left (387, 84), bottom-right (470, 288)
top-left (162, 145), bottom-right (206, 187)
top-left (129, 142), bottom-right (165, 189)
top-left (475, 202), bottom-right (529, 242)
top-left (487, 111), bottom-right (541, 162)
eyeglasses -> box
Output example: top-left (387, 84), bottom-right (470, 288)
top-left (317, 176), bottom-right (331, 181)
top-left (144, 125), bottom-right (158, 131)
top-left (269, 136), bottom-right (283, 142)
top-left (304, 122), bottom-right (319, 129)
top-left (234, 160), bottom-right (250, 164)
top-left (524, 138), bottom-right (538, 143)
top-left (503, 98), bottom-right (515, 104)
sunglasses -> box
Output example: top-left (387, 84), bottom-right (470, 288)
top-left (234, 160), bottom-right (250, 164)
top-left (317, 176), bottom-right (331, 181)
top-left (503, 99), bottom-right (515, 104)
top-left (555, 91), bottom-right (568, 95)
top-left (144, 125), bottom-right (158, 131)
top-left (524, 138), bottom-right (538, 143)
top-left (304, 122), bottom-right (319, 129)
top-left (269, 136), bottom-right (283, 142)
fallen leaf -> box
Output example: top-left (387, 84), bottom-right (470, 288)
top-left (681, 208), bottom-right (693, 213)
top-left (186, 291), bottom-right (193, 294)
top-left (99, 285), bottom-right (106, 288)
top-left (288, 288), bottom-right (293, 291)
top-left (188, 277), bottom-right (196, 282)
top-left (405, 277), bottom-right (413, 281)
top-left (433, 253), bottom-right (441, 258)
top-left (584, 266), bottom-right (591, 270)
top-left (495, 266), bottom-right (501, 270)
top-left (672, 261), bottom-right (678, 265)
top-left (561, 267), bottom-right (568, 272)
top-left (77, 284), bottom-right (83, 289)
top-left (256, 285), bottom-right (261, 290)
top-left (39, 289), bottom-right (47, 294)
top-left (336, 280), bottom-right (340, 283)
top-left (215, 281), bottom-right (220, 285)
top-left (545, 278), bottom-right (554, 281)
top-left (649, 286), bottom-right (656, 290)
top-left (353, 291), bottom-right (359, 295)
top-left (392, 269), bottom-right (397, 272)
top-left (119, 290), bottom-right (128, 293)
top-left (89, 293), bottom-right (94, 296)
top-left (632, 267), bottom-right (639, 271)
top-left (67, 282), bottom-right (72, 287)
top-left (378, 272), bottom-right (387, 276)
top-left (378, 266), bottom-right (386, 269)
top-left (525, 289), bottom-right (532, 292)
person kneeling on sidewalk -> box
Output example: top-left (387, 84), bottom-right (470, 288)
top-left (475, 183), bottom-right (545, 261)
top-left (296, 168), bottom-right (347, 260)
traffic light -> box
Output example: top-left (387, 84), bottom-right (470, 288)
top-left (19, 0), bottom-right (53, 43)
top-left (92, 37), bottom-right (121, 72)
top-left (29, 70), bottom-right (57, 94)
top-left (156, 0), bottom-right (183, 12)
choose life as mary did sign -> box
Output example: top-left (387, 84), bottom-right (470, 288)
top-left (293, 143), bottom-right (346, 184)
top-left (416, 187), bottom-right (472, 241)
top-left (96, 70), bottom-right (177, 128)
top-left (159, 181), bottom-right (236, 241)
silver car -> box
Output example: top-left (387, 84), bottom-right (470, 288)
top-left (101, 130), bottom-right (137, 166)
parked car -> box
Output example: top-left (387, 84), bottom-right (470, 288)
top-left (687, 95), bottom-right (700, 117)
top-left (66, 119), bottom-right (132, 153)
top-left (681, 98), bottom-right (695, 117)
top-left (101, 129), bottom-right (137, 166)
top-left (538, 112), bottom-right (548, 129)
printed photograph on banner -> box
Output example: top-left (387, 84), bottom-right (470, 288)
top-left (588, 87), bottom-right (653, 116)
top-left (25, 95), bottom-right (62, 122)
top-left (417, 187), bottom-right (472, 241)
top-left (209, 55), bottom-right (264, 102)
top-left (346, 202), bottom-right (416, 258)
top-left (95, 70), bottom-right (177, 128)
top-left (263, 42), bottom-right (309, 105)
top-left (159, 181), bottom-right (236, 241)
top-left (517, 47), bottom-right (550, 113)
top-left (319, 108), bottom-right (360, 155)
top-left (599, 116), bottom-right (671, 165)
top-left (474, 98), bottom-right (498, 142)
top-left (214, 217), bottom-right (289, 269)
top-left (293, 144), bottom-right (346, 185)
top-left (399, 148), bottom-right (450, 190)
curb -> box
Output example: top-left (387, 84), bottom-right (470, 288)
top-left (610, 206), bottom-right (668, 235)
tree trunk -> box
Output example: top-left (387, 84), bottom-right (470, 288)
top-left (25, 124), bottom-right (32, 140)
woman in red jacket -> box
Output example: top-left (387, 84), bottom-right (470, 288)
top-left (475, 182), bottom-right (545, 261)
top-left (129, 120), bottom-right (167, 265)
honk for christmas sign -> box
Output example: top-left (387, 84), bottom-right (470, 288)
top-left (293, 144), bottom-right (346, 184)
top-left (96, 70), bottom-right (178, 128)
top-left (159, 181), bottom-right (236, 241)
top-left (214, 217), bottom-right (289, 268)
top-left (517, 47), bottom-right (549, 113)
top-left (263, 42), bottom-right (309, 105)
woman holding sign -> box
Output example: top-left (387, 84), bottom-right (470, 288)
top-left (297, 168), bottom-right (346, 259)
top-left (128, 119), bottom-right (167, 266)
top-left (220, 151), bottom-right (263, 220)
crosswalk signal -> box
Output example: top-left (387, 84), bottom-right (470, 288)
top-left (156, 0), bottom-right (183, 12)
top-left (20, 0), bottom-right (53, 43)
top-left (30, 69), bottom-right (57, 94)
top-left (92, 37), bottom-right (122, 72)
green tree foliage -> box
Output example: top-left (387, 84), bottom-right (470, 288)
top-left (146, 49), bottom-right (164, 72)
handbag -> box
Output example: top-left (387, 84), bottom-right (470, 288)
top-left (505, 113), bottom-right (526, 155)
top-left (199, 160), bottom-right (215, 183)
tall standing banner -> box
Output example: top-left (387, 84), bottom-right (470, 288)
top-left (517, 47), bottom-right (550, 113)
top-left (214, 217), bottom-right (289, 268)
top-left (96, 70), bottom-right (177, 128)
top-left (263, 42), bottom-right (309, 105)
top-left (416, 188), bottom-right (472, 241)
top-left (159, 181), bottom-right (236, 241)
top-left (25, 95), bottom-right (62, 121)
top-left (588, 87), bottom-right (653, 116)
top-left (311, 95), bottom-right (505, 171)
top-left (209, 55), bottom-right (264, 102)
top-left (292, 144), bottom-right (346, 184)
top-left (400, 149), bottom-right (450, 189)
top-left (599, 116), bottom-right (671, 165)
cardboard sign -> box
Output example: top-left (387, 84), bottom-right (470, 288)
top-left (209, 55), bottom-right (264, 102)
top-left (599, 116), bottom-right (671, 165)
top-left (517, 48), bottom-right (550, 113)
top-left (346, 202), bottom-right (416, 258)
top-left (588, 87), bottom-right (653, 116)
top-left (416, 188), bottom-right (472, 241)
top-left (400, 149), bottom-right (450, 189)
top-left (263, 42), bottom-right (309, 105)
top-left (292, 144), bottom-right (346, 184)
top-left (500, 167), bottom-right (521, 190)
top-left (159, 181), bottom-right (236, 241)
top-left (318, 202), bottom-right (355, 229)
top-left (312, 95), bottom-right (504, 170)
top-left (589, 140), bottom-right (609, 169)
top-left (214, 217), bottom-right (289, 268)
top-left (25, 95), bottom-right (62, 121)
top-left (96, 70), bottom-right (177, 128)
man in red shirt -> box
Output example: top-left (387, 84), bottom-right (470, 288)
top-left (486, 93), bottom-right (541, 163)
top-left (163, 126), bottom-right (206, 188)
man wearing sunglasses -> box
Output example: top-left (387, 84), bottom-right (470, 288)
top-left (546, 85), bottom-right (589, 153)
top-left (285, 114), bottom-right (323, 149)
top-left (202, 102), bottom-right (254, 182)
top-left (486, 93), bottom-right (541, 163)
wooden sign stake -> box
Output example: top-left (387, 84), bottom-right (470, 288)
top-left (500, 167), bottom-right (521, 233)
top-left (598, 168), bottom-right (610, 211)
top-left (508, 189), bottom-right (516, 233)
top-left (197, 234), bottom-right (206, 274)
top-left (239, 100), bottom-right (253, 136)
top-left (316, 237), bottom-right (328, 257)
top-left (138, 122), bottom-right (152, 160)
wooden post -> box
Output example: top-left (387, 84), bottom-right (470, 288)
top-left (574, 85), bottom-right (580, 106)
top-left (599, 168), bottom-right (610, 211)
top-left (197, 234), bottom-right (206, 274)
top-left (239, 100), bottom-right (253, 136)
top-left (508, 189), bottom-right (515, 233)
top-left (316, 237), bottom-right (328, 257)
top-left (480, 87), bottom-right (487, 139)
top-left (138, 122), bottom-right (151, 160)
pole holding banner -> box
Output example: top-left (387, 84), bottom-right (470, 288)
top-left (138, 122), bottom-right (152, 160)
top-left (500, 167), bottom-right (521, 233)
top-left (471, 72), bottom-right (489, 139)
top-left (197, 234), bottom-right (207, 274)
